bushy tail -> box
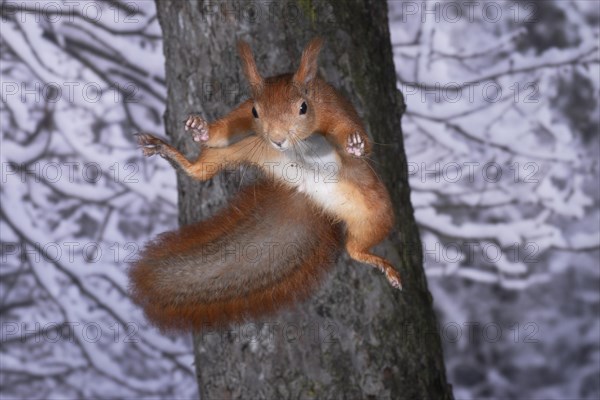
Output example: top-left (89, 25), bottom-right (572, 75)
top-left (129, 181), bottom-right (342, 331)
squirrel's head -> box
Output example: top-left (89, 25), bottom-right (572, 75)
top-left (237, 38), bottom-right (324, 151)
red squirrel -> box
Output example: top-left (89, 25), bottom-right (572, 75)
top-left (131, 38), bottom-right (400, 331)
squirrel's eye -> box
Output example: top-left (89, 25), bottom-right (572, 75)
top-left (299, 102), bottom-right (307, 115)
top-left (252, 107), bottom-right (259, 118)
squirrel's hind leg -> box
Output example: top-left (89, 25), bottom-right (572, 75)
top-left (345, 240), bottom-right (402, 290)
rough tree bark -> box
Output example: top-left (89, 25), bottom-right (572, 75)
top-left (155, 1), bottom-right (453, 399)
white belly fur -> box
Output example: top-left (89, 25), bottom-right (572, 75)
top-left (269, 135), bottom-right (348, 213)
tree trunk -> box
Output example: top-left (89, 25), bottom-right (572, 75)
top-left (155, 1), bottom-right (453, 399)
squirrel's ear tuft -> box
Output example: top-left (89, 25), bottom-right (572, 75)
top-left (237, 40), bottom-right (264, 96)
top-left (294, 37), bottom-right (324, 87)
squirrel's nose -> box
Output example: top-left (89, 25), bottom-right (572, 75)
top-left (271, 139), bottom-right (285, 148)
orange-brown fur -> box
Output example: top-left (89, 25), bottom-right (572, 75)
top-left (133, 38), bottom-right (400, 331)
top-left (130, 182), bottom-right (342, 331)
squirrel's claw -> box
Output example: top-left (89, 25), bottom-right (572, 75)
top-left (185, 114), bottom-right (209, 143)
top-left (135, 133), bottom-right (165, 157)
top-left (346, 132), bottom-right (366, 157)
top-left (386, 269), bottom-right (403, 291)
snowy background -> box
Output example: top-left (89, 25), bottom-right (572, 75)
top-left (1, 1), bottom-right (598, 399)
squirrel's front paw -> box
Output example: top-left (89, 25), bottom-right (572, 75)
top-left (184, 114), bottom-right (209, 143)
top-left (136, 133), bottom-right (167, 157)
top-left (346, 132), bottom-right (366, 157)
